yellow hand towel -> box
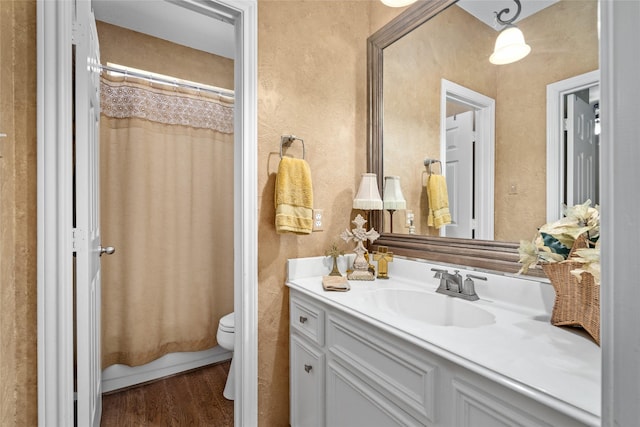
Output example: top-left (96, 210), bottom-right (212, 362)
top-left (274, 157), bottom-right (314, 234)
top-left (426, 174), bottom-right (452, 229)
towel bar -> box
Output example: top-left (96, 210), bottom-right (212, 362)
top-left (280, 135), bottom-right (305, 159)
top-left (424, 158), bottom-right (441, 175)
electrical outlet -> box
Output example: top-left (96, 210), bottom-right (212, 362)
top-left (312, 209), bottom-right (324, 231)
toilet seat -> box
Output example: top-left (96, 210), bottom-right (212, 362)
top-left (219, 312), bottom-right (234, 333)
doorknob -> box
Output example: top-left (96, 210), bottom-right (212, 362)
top-left (100, 246), bottom-right (115, 256)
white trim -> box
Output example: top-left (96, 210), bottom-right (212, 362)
top-left (37, 0), bottom-right (258, 425)
top-left (228, 1), bottom-right (259, 425)
top-left (600, 1), bottom-right (640, 425)
top-left (102, 347), bottom-right (232, 393)
top-left (37, 1), bottom-right (75, 425)
top-left (545, 70), bottom-right (600, 223)
top-left (440, 79), bottom-right (495, 240)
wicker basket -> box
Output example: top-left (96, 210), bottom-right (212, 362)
top-left (541, 234), bottom-right (600, 345)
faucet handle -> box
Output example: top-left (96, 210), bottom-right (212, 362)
top-left (431, 268), bottom-right (448, 278)
top-left (461, 274), bottom-right (486, 300)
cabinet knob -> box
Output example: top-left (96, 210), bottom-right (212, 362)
top-left (299, 316), bottom-right (308, 324)
top-left (304, 364), bottom-right (312, 373)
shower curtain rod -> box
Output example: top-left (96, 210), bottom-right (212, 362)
top-left (99, 64), bottom-right (235, 99)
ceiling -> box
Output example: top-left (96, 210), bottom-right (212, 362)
top-left (91, 0), bottom-right (235, 59)
top-left (457, 0), bottom-right (559, 30)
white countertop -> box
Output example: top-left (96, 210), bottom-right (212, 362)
top-left (286, 255), bottom-right (601, 426)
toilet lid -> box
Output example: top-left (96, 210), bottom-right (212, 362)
top-left (219, 312), bottom-right (234, 332)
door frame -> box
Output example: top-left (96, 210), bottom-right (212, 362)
top-left (36, 0), bottom-right (258, 425)
top-left (440, 79), bottom-right (495, 240)
top-left (545, 69), bottom-right (599, 222)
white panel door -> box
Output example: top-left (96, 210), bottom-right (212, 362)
top-left (567, 94), bottom-right (598, 206)
top-left (444, 111), bottom-right (474, 238)
top-left (74, 2), bottom-right (103, 425)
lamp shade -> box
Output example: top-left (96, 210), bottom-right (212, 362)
top-left (489, 25), bottom-right (531, 65)
top-left (383, 176), bottom-right (406, 210)
top-left (380, 0), bottom-right (417, 7)
top-left (353, 173), bottom-right (383, 210)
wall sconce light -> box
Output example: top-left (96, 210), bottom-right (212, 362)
top-left (383, 176), bottom-right (406, 233)
top-left (380, 0), bottom-right (417, 7)
top-left (489, 0), bottom-right (531, 65)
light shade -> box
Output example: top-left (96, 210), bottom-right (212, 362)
top-left (380, 0), bottom-right (417, 7)
top-left (383, 176), bottom-right (406, 210)
top-left (353, 173), bottom-right (383, 210)
top-left (489, 25), bottom-right (531, 65)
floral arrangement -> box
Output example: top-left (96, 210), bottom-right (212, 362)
top-left (518, 200), bottom-right (600, 285)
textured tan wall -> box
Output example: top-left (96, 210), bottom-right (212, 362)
top-left (0, 0), bottom-right (38, 425)
top-left (494, 0), bottom-right (598, 241)
top-left (96, 21), bottom-right (234, 90)
top-left (383, 5), bottom-right (495, 235)
top-left (370, 1), bottom-right (407, 33)
top-left (257, 1), bottom-right (378, 423)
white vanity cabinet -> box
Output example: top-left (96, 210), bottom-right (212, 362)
top-left (290, 295), bottom-right (326, 427)
top-left (289, 289), bottom-right (590, 427)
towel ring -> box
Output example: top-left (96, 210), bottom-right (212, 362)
top-left (280, 135), bottom-right (305, 159)
top-left (424, 158), bottom-right (441, 175)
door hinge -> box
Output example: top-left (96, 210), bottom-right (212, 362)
top-left (72, 228), bottom-right (86, 253)
top-left (72, 228), bottom-right (78, 253)
top-left (72, 21), bottom-right (84, 45)
top-left (562, 118), bottom-right (569, 131)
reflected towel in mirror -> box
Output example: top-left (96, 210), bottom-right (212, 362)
top-left (426, 174), bottom-right (451, 229)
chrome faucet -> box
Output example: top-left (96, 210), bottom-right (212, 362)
top-left (431, 268), bottom-right (486, 301)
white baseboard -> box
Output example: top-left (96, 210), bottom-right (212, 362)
top-left (101, 346), bottom-right (233, 393)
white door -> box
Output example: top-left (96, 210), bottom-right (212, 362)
top-left (74, 2), bottom-right (104, 425)
top-left (567, 94), bottom-right (598, 206)
top-left (444, 111), bottom-right (474, 238)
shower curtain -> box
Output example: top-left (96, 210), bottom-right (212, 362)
top-left (99, 73), bottom-right (234, 368)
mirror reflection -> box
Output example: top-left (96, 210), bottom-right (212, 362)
top-left (380, 0), bottom-right (599, 243)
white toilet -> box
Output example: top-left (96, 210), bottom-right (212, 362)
top-left (216, 312), bottom-right (235, 400)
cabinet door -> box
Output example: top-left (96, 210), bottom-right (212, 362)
top-left (291, 336), bottom-right (325, 427)
top-left (327, 360), bottom-right (424, 427)
top-left (453, 379), bottom-right (554, 427)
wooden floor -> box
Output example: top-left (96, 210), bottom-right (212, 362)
top-left (101, 361), bottom-right (234, 426)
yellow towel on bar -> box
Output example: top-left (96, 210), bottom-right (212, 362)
top-left (275, 157), bottom-right (314, 234)
top-left (426, 174), bottom-right (452, 229)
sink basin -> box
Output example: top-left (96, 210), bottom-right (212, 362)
top-left (360, 289), bottom-right (495, 328)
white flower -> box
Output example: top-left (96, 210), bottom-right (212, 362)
top-left (518, 201), bottom-right (600, 282)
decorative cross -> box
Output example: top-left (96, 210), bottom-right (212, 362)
top-left (325, 242), bottom-right (344, 277)
top-left (373, 246), bottom-right (394, 279)
top-left (341, 214), bottom-right (380, 281)
top-left (340, 214), bottom-right (380, 254)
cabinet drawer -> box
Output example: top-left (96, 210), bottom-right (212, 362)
top-left (327, 313), bottom-right (436, 424)
top-left (290, 293), bottom-right (325, 346)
